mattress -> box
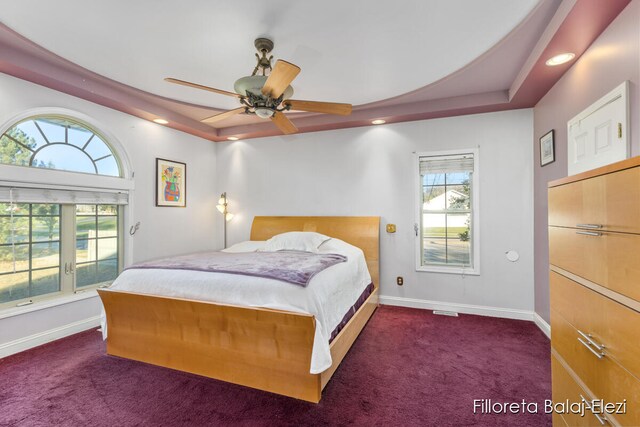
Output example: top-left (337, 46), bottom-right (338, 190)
top-left (100, 238), bottom-right (372, 374)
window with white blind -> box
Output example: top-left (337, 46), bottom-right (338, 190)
top-left (0, 187), bottom-right (126, 308)
top-left (416, 149), bottom-right (479, 274)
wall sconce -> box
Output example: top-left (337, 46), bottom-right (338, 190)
top-left (216, 192), bottom-right (234, 248)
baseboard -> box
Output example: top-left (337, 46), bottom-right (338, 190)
top-left (0, 315), bottom-right (101, 358)
top-left (379, 295), bottom-right (534, 321)
top-left (533, 312), bottom-right (551, 339)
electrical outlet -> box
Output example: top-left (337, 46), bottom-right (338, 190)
top-left (396, 276), bottom-right (404, 286)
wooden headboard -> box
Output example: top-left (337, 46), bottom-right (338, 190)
top-left (250, 216), bottom-right (380, 289)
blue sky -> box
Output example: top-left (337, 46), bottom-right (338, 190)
top-left (15, 119), bottom-right (119, 176)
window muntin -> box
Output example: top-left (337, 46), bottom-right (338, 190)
top-left (0, 116), bottom-right (121, 177)
top-left (0, 203), bottom-right (122, 307)
top-left (418, 152), bottom-right (477, 272)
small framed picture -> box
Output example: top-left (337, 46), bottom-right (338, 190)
top-left (156, 158), bottom-right (186, 207)
top-left (539, 130), bottom-right (555, 166)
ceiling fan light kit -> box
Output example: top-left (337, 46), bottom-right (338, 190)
top-left (165, 38), bottom-right (352, 136)
top-left (254, 107), bottom-right (275, 119)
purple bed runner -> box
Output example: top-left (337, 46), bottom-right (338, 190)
top-left (126, 250), bottom-right (347, 287)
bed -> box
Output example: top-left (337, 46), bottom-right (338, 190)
top-left (97, 216), bottom-right (379, 403)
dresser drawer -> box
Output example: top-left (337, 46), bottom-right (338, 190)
top-left (548, 166), bottom-right (640, 234)
top-left (551, 308), bottom-right (640, 426)
top-left (552, 353), bottom-right (607, 427)
top-left (549, 226), bottom-right (640, 302)
top-left (553, 411), bottom-right (568, 427)
top-left (551, 272), bottom-right (640, 384)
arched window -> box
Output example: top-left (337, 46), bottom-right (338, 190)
top-left (0, 116), bottom-right (121, 177)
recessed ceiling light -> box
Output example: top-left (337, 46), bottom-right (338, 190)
top-left (153, 118), bottom-right (169, 124)
top-left (545, 53), bottom-right (575, 66)
top-left (227, 136), bottom-right (239, 141)
top-left (371, 119), bottom-right (386, 125)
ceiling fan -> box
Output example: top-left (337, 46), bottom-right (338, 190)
top-left (165, 38), bottom-right (352, 135)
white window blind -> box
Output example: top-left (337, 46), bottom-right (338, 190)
top-left (0, 186), bottom-right (128, 205)
top-left (419, 154), bottom-right (474, 175)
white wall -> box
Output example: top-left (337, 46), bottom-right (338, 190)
top-left (216, 109), bottom-right (535, 317)
top-left (0, 75), bottom-right (535, 355)
top-left (0, 74), bottom-right (218, 352)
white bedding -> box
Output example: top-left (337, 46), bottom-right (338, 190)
top-left (100, 238), bottom-right (372, 374)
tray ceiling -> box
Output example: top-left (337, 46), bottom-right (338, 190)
top-left (0, 0), bottom-right (538, 109)
top-left (0, 0), bottom-right (631, 141)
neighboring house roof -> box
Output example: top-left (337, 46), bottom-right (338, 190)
top-left (423, 189), bottom-right (467, 210)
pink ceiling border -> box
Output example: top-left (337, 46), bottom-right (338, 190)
top-left (0, 0), bottom-right (631, 142)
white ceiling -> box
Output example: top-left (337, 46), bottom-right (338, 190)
top-left (0, 0), bottom-right (539, 110)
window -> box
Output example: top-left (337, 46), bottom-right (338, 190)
top-left (0, 112), bottom-right (130, 309)
top-left (416, 150), bottom-right (479, 274)
top-left (0, 201), bottom-right (123, 307)
top-left (0, 116), bottom-right (121, 177)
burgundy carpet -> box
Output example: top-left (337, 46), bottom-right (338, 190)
top-left (0, 306), bottom-right (551, 426)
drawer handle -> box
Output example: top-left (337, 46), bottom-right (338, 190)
top-left (580, 395), bottom-right (609, 425)
top-left (576, 231), bottom-right (602, 237)
top-left (576, 224), bottom-right (603, 229)
top-left (593, 412), bottom-right (609, 426)
top-left (577, 330), bottom-right (605, 352)
top-left (578, 337), bottom-right (604, 359)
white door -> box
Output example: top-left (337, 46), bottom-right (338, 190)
top-left (567, 81), bottom-right (629, 175)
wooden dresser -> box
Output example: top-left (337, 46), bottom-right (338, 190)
top-left (548, 157), bottom-right (640, 427)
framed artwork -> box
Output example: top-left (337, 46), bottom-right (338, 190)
top-left (539, 130), bottom-right (555, 166)
top-left (156, 158), bottom-right (186, 207)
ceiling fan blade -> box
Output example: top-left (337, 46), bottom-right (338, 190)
top-left (165, 77), bottom-right (243, 98)
top-left (261, 60), bottom-right (301, 98)
top-left (285, 100), bottom-right (352, 116)
top-left (271, 112), bottom-right (298, 134)
top-left (201, 107), bottom-right (246, 124)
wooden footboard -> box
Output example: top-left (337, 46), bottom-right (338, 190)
top-left (99, 289), bottom-right (321, 401)
top-left (98, 287), bottom-right (378, 403)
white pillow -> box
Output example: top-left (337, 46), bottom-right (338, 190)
top-left (221, 240), bottom-right (266, 253)
top-left (262, 232), bottom-right (331, 253)
top-left (318, 237), bottom-right (355, 255)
